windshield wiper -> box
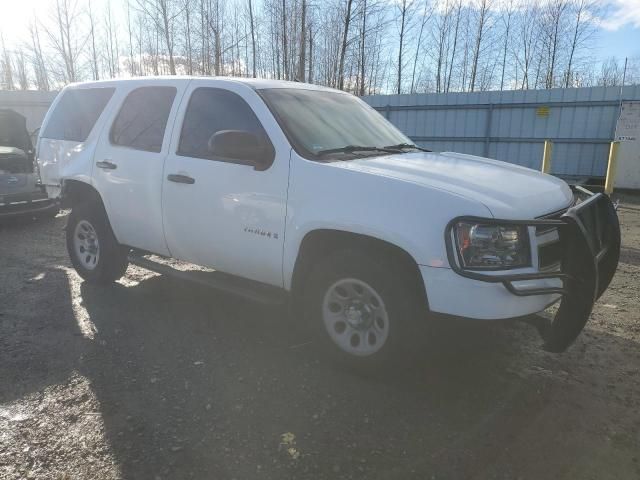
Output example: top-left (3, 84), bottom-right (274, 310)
top-left (383, 143), bottom-right (431, 152)
top-left (316, 145), bottom-right (398, 156)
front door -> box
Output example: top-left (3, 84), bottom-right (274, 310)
top-left (162, 80), bottom-right (290, 287)
top-left (93, 83), bottom-right (184, 255)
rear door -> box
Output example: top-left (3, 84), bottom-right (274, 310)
top-left (37, 87), bottom-right (115, 198)
top-left (93, 83), bottom-right (186, 255)
top-left (161, 80), bottom-right (290, 286)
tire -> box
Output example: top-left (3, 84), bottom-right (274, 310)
top-left (66, 201), bottom-right (129, 284)
top-left (303, 249), bottom-right (425, 370)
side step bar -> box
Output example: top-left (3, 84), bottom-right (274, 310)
top-left (128, 251), bottom-right (288, 305)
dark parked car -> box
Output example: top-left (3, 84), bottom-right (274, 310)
top-left (0, 109), bottom-right (57, 219)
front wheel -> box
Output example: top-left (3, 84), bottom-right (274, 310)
top-left (66, 202), bottom-right (129, 283)
top-left (303, 249), bottom-right (424, 368)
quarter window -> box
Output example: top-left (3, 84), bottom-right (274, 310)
top-left (178, 87), bottom-right (272, 164)
top-left (110, 86), bottom-right (176, 153)
top-left (41, 88), bottom-right (115, 142)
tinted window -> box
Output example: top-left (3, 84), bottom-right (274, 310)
top-left (110, 87), bottom-right (176, 153)
top-left (260, 88), bottom-right (413, 160)
top-left (178, 88), bottom-right (270, 161)
top-left (42, 88), bottom-right (115, 142)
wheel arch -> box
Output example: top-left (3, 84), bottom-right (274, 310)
top-left (61, 179), bottom-right (105, 210)
top-left (289, 229), bottom-right (428, 311)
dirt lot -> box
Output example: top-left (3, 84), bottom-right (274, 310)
top-left (1, 195), bottom-right (639, 480)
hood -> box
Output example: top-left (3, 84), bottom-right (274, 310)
top-left (0, 109), bottom-right (33, 154)
top-left (331, 151), bottom-right (573, 219)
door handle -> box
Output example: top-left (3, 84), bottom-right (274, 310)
top-left (96, 160), bottom-right (117, 170)
top-left (167, 174), bottom-right (195, 184)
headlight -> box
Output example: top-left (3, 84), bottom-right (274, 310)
top-left (453, 221), bottom-right (530, 269)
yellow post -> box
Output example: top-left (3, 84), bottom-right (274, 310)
top-left (541, 140), bottom-right (553, 174)
top-left (604, 141), bottom-right (620, 195)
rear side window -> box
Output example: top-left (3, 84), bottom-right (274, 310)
top-left (178, 87), bottom-right (269, 160)
top-left (110, 86), bottom-right (176, 153)
top-left (42, 88), bottom-right (115, 142)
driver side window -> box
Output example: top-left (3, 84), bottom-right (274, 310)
top-left (177, 87), bottom-right (273, 168)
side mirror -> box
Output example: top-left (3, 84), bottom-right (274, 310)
top-left (208, 130), bottom-right (274, 170)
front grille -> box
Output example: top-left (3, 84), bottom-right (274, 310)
top-left (538, 241), bottom-right (563, 270)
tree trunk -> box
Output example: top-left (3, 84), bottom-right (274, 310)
top-left (282, 0), bottom-right (288, 79)
top-left (249, 0), bottom-right (257, 77)
top-left (308, 24), bottom-right (313, 83)
top-left (469, 0), bottom-right (489, 92)
top-left (297, 0), bottom-right (306, 81)
top-left (396, 0), bottom-right (407, 95)
top-left (338, 0), bottom-right (353, 90)
top-left (89, 1), bottom-right (100, 80)
top-left (357, 0), bottom-right (367, 95)
top-left (446, 2), bottom-right (462, 93)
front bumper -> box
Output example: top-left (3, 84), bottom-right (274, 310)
top-left (0, 190), bottom-right (59, 219)
top-left (441, 192), bottom-right (620, 352)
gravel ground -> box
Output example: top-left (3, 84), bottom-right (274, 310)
top-left (1, 195), bottom-right (639, 480)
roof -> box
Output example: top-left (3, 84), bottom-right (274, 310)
top-left (64, 76), bottom-right (343, 94)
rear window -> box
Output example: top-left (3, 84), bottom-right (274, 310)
top-left (42, 88), bottom-right (115, 142)
top-left (110, 86), bottom-right (176, 153)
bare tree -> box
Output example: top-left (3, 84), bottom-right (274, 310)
top-left (541, 0), bottom-right (570, 88)
top-left (248, 0), bottom-right (257, 77)
top-left (410, 0), bottom-right (433, 94)
top-left (14, 49), bottom-right (29, 90)
top-left (432, 0), bottom-right (452, 93)
top-left (87, 1), bottom-right (101, 80)
top-left (515, 0), bottom-right (541, 90)
top-left (126, 1), bottom-right (137, 76)
top-left (45, 0), bottom-right (86, 83)
top-left (499, 0), bottom-right (515, 90)
top-left (597, 56), bottom-right (624, 87)
top-left (1, 34), bottom-right (15, 90)
top-left (281, 0), bottom-right (289, 79)
top-left (27, 17), bottom-right (50, 90)
top-left (104, 0), bottom-right (121, 77)
top-left (564, 0), bottom-right (597, 87)
top-left (338, 0), bottom-right (354, 90)
top-left (445, 0), bottom-right (463, 93)
top-left (297, 0), bottom-right (307, 81)
top-left (396, 0), bottom-right (413, 94)
top-left (182, 0), bottom-right (194, 75)
top-left (135, 0), bottom-right (183, 75)
top-left (469, 0), bottom-right (491, 92)
top-left (0, 0), bottom-right (627, 94)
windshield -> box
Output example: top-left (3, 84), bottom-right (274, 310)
top-left (259, 88), bottom-right (413, 159)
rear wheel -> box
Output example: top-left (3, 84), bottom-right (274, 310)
top-left (303, 249), bottom-right (424, 369)
top-left (66, 202), bottom-right (129, 283)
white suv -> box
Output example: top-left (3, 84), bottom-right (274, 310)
top-left (37, 77), bottom-right (620, 366)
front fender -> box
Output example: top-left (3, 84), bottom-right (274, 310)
top-left (282, 154), bottom-right (491, 289)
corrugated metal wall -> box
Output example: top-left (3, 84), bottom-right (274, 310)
top-left (364, 85), bottom-right (640, 178)
top-left (2, 86), bottom-right (639, 178)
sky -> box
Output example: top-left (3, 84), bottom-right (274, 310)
top-left (1, 0), bottom-right (640, 64)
